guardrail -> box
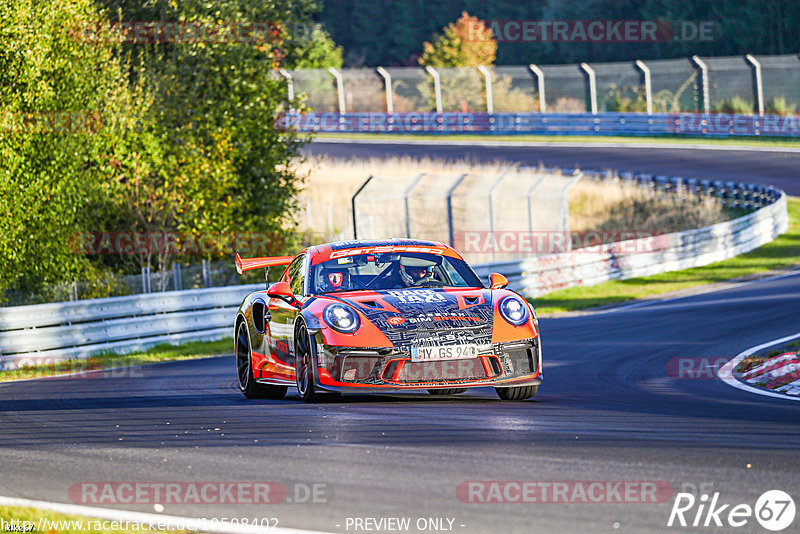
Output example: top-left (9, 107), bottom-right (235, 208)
top-left (0, 284), bottom-right (263, 370)
top-left (0, 176), bottom-right (787, 369)
top-left (278, 112), bottom-right (800, 137)
top-left (472, 175), bottom-right (788, 296)
top-left (282, 111), bottom-right (800, 137)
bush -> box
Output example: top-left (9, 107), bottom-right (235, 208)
top-left (766, 96), bottom-right (797, 116)
top-left (713, 96), bottom-right (754, 114)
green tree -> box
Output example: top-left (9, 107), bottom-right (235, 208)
top-left (285, 25), bottom-right (344, 69)
top-left (0, 0), bottom-right (141, 298)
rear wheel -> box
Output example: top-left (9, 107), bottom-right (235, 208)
top-left (236, 321), bottom-right (287, 400)
top-left (495, 385), bottom-right (538, 401)
top-left (427, 388), bottom-right (468, 396)
top-left (295, 322), bottom-right (324, 403)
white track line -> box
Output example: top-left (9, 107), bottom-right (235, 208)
top-left (313, 137), bottom-right (800, 154)
top-left (719, 332), bottom-right (800, 402)
top-left (602, 268), bottom-right (800, 313)
top-left (0, 496), bottom-right (330, 534)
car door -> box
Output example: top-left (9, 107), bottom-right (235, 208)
top-left (267, 253), bottom-right (307, 376)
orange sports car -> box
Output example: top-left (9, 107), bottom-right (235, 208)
top-left (234, 239), bottom-right (542, 402)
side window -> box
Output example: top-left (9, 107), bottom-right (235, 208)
top-left (287, 254), bottom-right (306, 296)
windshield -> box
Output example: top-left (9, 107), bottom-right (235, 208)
top-left (310, 252), bottom-right (482, 294)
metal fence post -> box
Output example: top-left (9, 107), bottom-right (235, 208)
top-left (403, 174), bottom-right (426, 239)
top-left (691, 56), bottom-right (710, 114)
top-left (477, 66), bottom-right (494, 113)
top-left (561, 172), bottom-right (583, 252)
top-left (172, 263), bottom-right (182, 292)
top-left (201, 260), bottom-right (211, 288)
top-left (376, 66), bottom-right (394, 113)
top-left (488, 171), bottom-right (511, 261)
top-left (446, 173), bottom-right (468, 247)
top-left (634, 60), bottom-right (653, 115)
top-left (580, 63), bottom-right (598, 114)
top-left (278, 69), bottom-right (294, 109)
top-left (744, 54), bottom-right (764, 116)
top-left (142, 266), bottom-right (151, 294)
top-left (424, 66), bottom-right (443, 113)
top-left (525, 175), bottom-right (547, 234)
top-left (528, 64), bottom-right (546, 112)
top-left (351, 175), bottom-right (374, 240)
top-left (328, 67), bottom-right (346, 114)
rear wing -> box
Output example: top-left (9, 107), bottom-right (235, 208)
top-left (234, 253), bottom-right (294, 275)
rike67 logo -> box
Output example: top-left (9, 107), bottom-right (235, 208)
top-left (668, 490), bottom-right (796, 531)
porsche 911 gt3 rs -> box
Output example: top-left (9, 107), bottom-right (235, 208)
top-left (234, 239), bottom-right (542, 402)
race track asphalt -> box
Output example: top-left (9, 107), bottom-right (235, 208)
top-left (2, 271), bottom-right (799, 533)
top-left (304, 139), bottom-right (800, 195)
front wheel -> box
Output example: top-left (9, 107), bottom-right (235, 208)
top-left (295, 322), bottom-right (324, 403)
top-left (236, 321), bottom-right (287, 400)
top-left (495, 385), bottom-right (538, 401)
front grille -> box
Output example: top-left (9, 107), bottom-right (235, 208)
top-left (390, 358), bottom-right (487, 383)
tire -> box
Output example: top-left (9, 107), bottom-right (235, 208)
top-left (236, 321), bottom-right (287, 400)
top-left (295, 321), bottom-right (324, 403)
top-left (495, 385), bottom-right (538, 401)
top-left (427, 388), bottom-right (468, 396)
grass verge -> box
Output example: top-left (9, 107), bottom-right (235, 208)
top-left (315, 132), bottom-right (800, 149)
top-left (0, 339), bottom-right (230, 382)
top-left (533, 197), bottom-right (800, 314)
top-left (0, 505), bottom-right (185, 534)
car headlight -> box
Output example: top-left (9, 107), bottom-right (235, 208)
top-left (323, 304), bottom-right (360, 334)
top-left (499, 296), bottom-right (529, 326)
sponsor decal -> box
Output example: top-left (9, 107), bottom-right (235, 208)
top-left (387, 290), bottom-right (447, 304)
top-left (387, 316), bottom-right (406, 326)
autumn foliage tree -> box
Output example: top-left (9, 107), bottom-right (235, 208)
top-left (419, 12), bottom-right (496, 68)
top-left (418, 13), bottom-right (497, 112)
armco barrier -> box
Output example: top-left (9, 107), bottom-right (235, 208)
top-left (282, 112), bottom-right (800, 138)
top-left (472, 177), bottom-right (787, 296)
top-left (0, 177), bottom-right (787, 369)
top-left (0, 284), bottom-right (262, 370)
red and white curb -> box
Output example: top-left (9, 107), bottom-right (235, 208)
top-left (719, 332), bottom-right (800, 402)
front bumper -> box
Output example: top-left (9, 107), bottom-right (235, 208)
top-left (314, 338), bottom-right (542, 391)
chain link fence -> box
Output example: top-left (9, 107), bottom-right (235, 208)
top-left (2, 260), bottom-right (241, 307)
top-left (285, 53), bottom-right (800, 115)
top-left (351, 170), bottom-right (582, 263)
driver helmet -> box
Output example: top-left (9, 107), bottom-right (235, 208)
top-left (398, 257), bottom-right (435, 286)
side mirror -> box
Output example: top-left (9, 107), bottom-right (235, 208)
top-left (488, 273), bottom-right (509, 290)
top-left (267, 281), bottom-right (295, 301)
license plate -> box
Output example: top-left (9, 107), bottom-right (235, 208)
top-left (411, 344), bottom-right (482, 362)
